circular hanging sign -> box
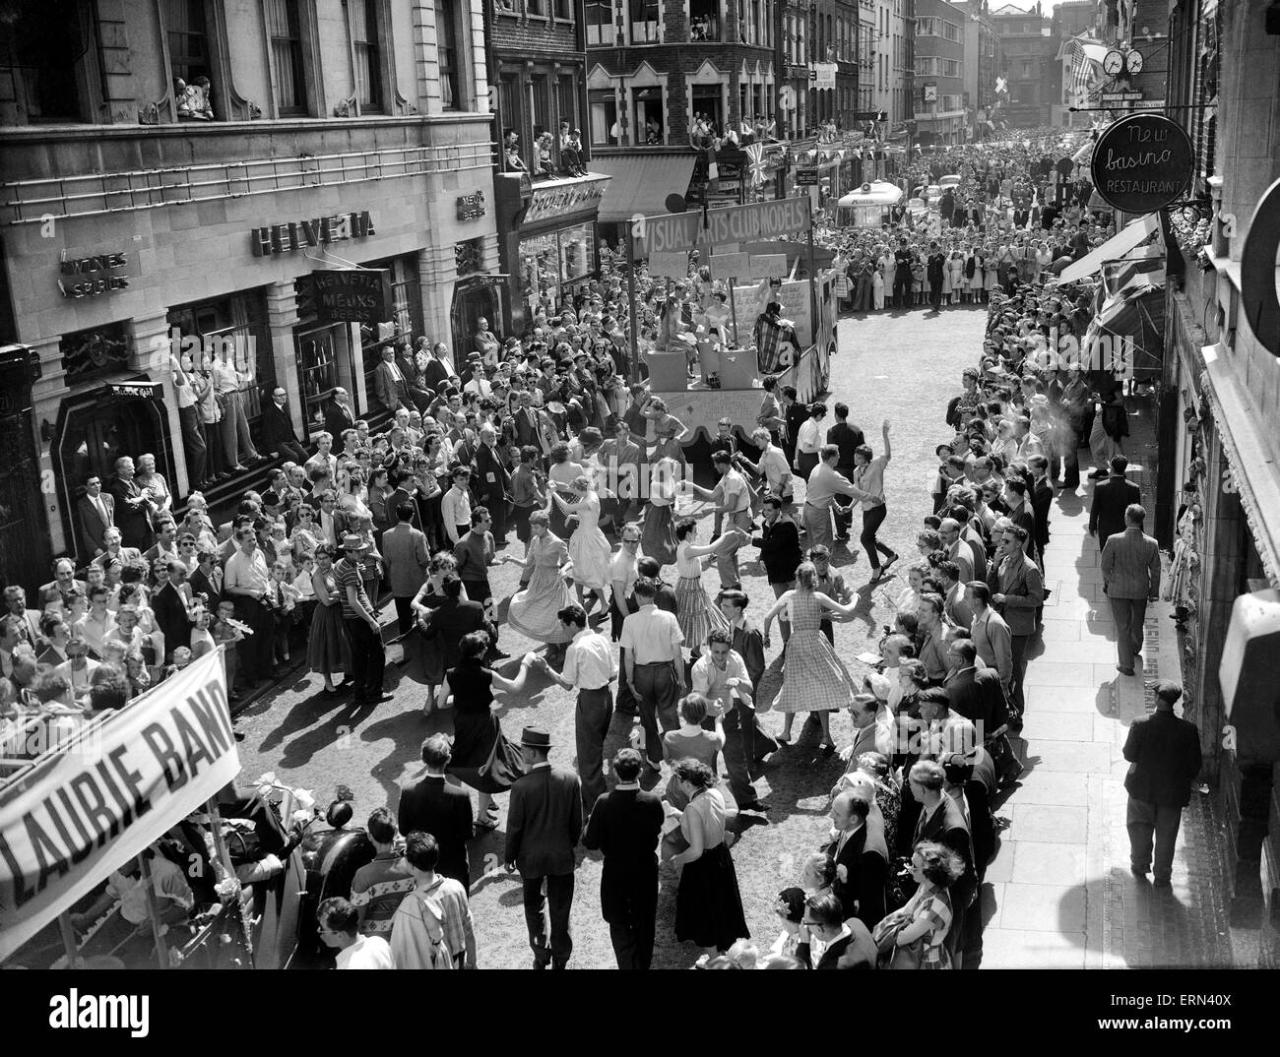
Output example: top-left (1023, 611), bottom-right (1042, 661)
top-left (1240, 176), bottom-right (1280, 360)
top-left (1089, 113), bottom-right (1193, 215)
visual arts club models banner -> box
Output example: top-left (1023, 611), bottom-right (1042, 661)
top-left (0, 650), bottom-right (240, 962)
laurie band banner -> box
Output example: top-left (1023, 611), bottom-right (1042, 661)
top-left (0, 650), bottom-right (239, 962)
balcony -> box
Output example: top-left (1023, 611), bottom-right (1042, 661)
top-left (0, 115), bottom-right (493, 226)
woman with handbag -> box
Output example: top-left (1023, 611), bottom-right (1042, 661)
top-left (667, 757), bottom-right (749, 956)
top-left (871, 840), bottom-right (964, 970)
top-left (435, 631), bottom-right (533, 831)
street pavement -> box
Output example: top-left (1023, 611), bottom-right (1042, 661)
top-left (240, 301), bottom-right (1238, 969)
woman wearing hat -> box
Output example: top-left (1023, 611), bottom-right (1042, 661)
top-left (550, 475), bottom-right (612, 616)
top-left (436, 631), bottom-right (534, 829)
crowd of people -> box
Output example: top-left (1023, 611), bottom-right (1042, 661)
top-left (5, 135), bottom-right (1157, 972)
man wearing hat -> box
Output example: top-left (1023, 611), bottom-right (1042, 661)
top-left (335, 532), bottom-right (390, 705)
top-left (1122, 680), bottom-right (1201, 887)
top-left (505, 726), bottom-right (583, 970)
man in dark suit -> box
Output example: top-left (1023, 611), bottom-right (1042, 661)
top-left (373, 345), bottom-right (414, 412)
top-left (107, 455), bottom-right (153, 550)
top-left (1101, 503), bottom-right (1161, 676)
top-left (752, 495), bottom-right (802, 643)
top-left (781, 386), bottom-right (807, 468)
top-left (796, 891), bottom-right (876, 969)
top-left (397, 733), bottom-right (474, 892)
top-left (826, 790), bottom-right (887, 931)
top-left (943, 639), bottom-right (1009, 733)
top-left (826, 402), bottom-right (864, 540)
top-left (512, 391), bottom-right (542, 450)
top-left (323, 389), bottom-right (356, 453)
top-left (260, 386), bottom-right (310, 465)
top-left (909, 759), bottom-right (976, 965)
top-left (987, 523), bottom-right (1044, 720)
top-left (1028, 454), bottom-right (1054, 558)
top-left (1123, 680), bottom-right (1202, 887)
top-left (505, 726), bottom-right (583, 970)
top-left (581, 748), bottom-right (663, 970)
top-left (421, 344), bottom-right (454, 393)
top-left (1089, 455), bottom-right (1141, 547)
top-left (473, 425), bottom-right (512, 544)
top-left (77, 475), bottom-right (115, 558)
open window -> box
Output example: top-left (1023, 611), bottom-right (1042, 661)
top-left (689, 0), bottom-right (721, 41)
top-left (435, 0), bottom-right (463, 111)
top-left (585, 0), bottom-right (614, 45)
top-left (168, 0), bottom-right (216, 121)
top-left (3, 0), bottom-right (99, 124)
top-left (630, 0), bottom-right (660, 43)
top-left (634, 87), bottom-right (664, 144)
top-left (589, 88), bottom-right (620, 146)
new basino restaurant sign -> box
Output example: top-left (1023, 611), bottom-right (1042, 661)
top-left (1089, 114), bottom-right (1193, 215)
top-left (637, 197), bottom-right (813, 255)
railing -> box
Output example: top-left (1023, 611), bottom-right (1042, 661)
top-left (0, 142), bottom-right (494, 225)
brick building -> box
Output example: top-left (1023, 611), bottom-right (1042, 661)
top-left (913, 0), bottom-right (965, 144)
top-left (953, 0), bottom-right (1000, 139)
top-left (990, 1), bottom-right (1058, 128)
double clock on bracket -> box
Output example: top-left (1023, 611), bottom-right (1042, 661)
top-left (1103, 47), bottom-right (1144, 78)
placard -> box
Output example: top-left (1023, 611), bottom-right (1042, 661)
top-left (750, 253), bottom-right (789, 279)
top-left (648, 251), bottom-right (691, 279)
top-left (709, 252), bottom-right (750, 280)
top-left (1089, 113), bottom-right (1193, 214)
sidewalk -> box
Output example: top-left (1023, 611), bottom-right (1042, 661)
top-left (981, 399), bottom-right (1233, 969)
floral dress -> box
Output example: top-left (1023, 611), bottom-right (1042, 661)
top-left (773, 589), bottom-right (858, 713)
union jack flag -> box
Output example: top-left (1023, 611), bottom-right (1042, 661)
top-left (744, 142), bottom-right (767, 187)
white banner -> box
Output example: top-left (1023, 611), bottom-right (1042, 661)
top-left (0, 650), bottom-right (239, 962)
top-left (813, 63), bottom-right (838, 91)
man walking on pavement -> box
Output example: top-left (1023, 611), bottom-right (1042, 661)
top-left (505, 726), bottom-right (583, 970)
top-left (620, 578), bottom-right (685, 772)
top-left (1123, 681), bottom-right (1202, 887)
top-left (1089, 455), bottom-right (1141, 549)
top-left (538, 604), bottom-right (616, 809)
top-left (1100, 503), bottom-right (1161, 677)
top-left (581, 748), bottom-right (664, 970)
top-left (692, 628), bottom-right (771, 814)
top-left (382, 503), bottom-right (430, 636)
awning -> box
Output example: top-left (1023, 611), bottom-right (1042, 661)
top-left (1053, 213), bottom-right (1160, 284)
top-left (592, 155), bottom-right (698, 224)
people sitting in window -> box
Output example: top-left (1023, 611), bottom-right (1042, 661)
top-left (176, 76), bottom-right (214, 121)
top-left (691, 14), bottom-right (709, 40)
top-left (533, 131), bottom-right (555, 179)
top-left (504, 131), bottom-right (527, 173)
top-left (559, 120), bottom-right (587, 176)
top-left (645, 117), bottom-right (662, 145)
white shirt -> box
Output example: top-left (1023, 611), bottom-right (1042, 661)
top-left (224, 547), bottom-right (270, 597)
top-left (562, 627), bottom-right (615, 691)
top-left (758, 444), bottom-right (792, 495)
top-left (336, 934), bottom-right (394, 970)
top-left (620, 603), bottom-right (683, 665)
top-left (795, 418), bottom-right (822, 462)
top-left (441, 487), bottom-right (472, 542)
top-left (609, 547), bottom-right (638, 597)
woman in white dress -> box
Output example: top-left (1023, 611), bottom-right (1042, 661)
top-left (551, 475), bottom-right (612, 615)
top-left (871, 262), bottom-right (886, 311)
top-left (946, 251), bottom-right (964, 306)
top-left (506, 510), bottom-right (575, 656)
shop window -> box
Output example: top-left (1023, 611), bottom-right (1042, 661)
top-left (630, 0), bottom-right (660, 42)
top-left (9, 0), bottom-right (95, 123)
top-left (358, 257), bottom-right (421, 413)
top-left (350, 0), bottom-right (385, 113)
top-left (635, 88), bottom-right (664, 144)
top-left (168, 0), bottom-right (216, 121)
top-left (585, 0), bottom-right (614, 44)
top-left (435, 0), bottom-right (462, 110)
top-left (59, 323), bottom-right (131, 387)
top-left (265, 0), bottom-right (308, 116)
top-left (589, 89), bottom-right (619, 146)
top-left (520, 223), bottom-right (596, 317)
top-left (689, 0), bottom-right (721, 41)
top-left (295, 325), bottom-right (347, 429)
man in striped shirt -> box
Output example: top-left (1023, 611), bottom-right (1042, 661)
top-left (349, 808), bottom-right (414, 937)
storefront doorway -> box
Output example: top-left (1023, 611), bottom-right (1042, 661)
top-left (451, 278), bottom-right (504, 356)
top-left (0, 350), bottom-right (49, 592)
top-left (53, 387), bottom-right (176, 561)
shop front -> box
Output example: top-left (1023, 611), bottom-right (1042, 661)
top-left (0, 345), bottom-right (48, 597)
top-left (494, 172), bottom-right (611, 335)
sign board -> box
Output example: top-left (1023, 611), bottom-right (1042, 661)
top-left (58, 251), bottom-right (130, 299)
top-left (704, 197), bottom-right (811, 245)
top-left (1090, 113), bottom-right (1193, 214)
top-left (795, 167), bottom-right (820, 186)
top-left (923, 83), bottom-right (938, 103)
top-left (0, 650), bottom-right (238, 962)
top-left (456, 190), bottom-right (486, 221)
top-left (732, 279), bottom-right (814, 348)
top-left (749, 254), bottom-right (789, 279)
top-left (1101, 91), bottom-right (1144, 102)
top-left (708, 252), bottom-right (750, 281)
top-left (648, 250), bottom-right (690, 279)
top-left (300, 268), bottom-right (394, 325)
top-left (633, 210), bottom-right (704, 255)
top-left (813, 62), bottom-right (837, 91)
top-left (108, 380), bottom-right (164, 400)
top-left (1240, 176), bottom-right (1280, 359)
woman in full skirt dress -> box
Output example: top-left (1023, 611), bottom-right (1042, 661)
top-left (306, 545), bottom-right (352, 693)
top-left (550, 476), bottom-right (612, 616)
top-left (436, 631), bottom-right (533, 829)
top-left (546, 443), bottom-right (585, 539)
top-left (761, 561), bottom-right (859, 752)
top-left (402, 552), bottom-right (472, 711)
top-left (640, 447), bottom-right (681, 568)
top-left (667, 758), bottom-right (749, 954)
top-left (505, 511), bottom-right (575, 658)
top-left (672, 518), bottom-right (730, 655)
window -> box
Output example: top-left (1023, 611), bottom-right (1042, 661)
top-left (555, 0), bottom-right (571, 18)
top-left (635, 87), bottom-right (664, 143)
top-left (435, 0), bottom-right (461, 110)
top-left (630, 0), bottom-right (660, 42)
top-left (10, 0), bottom-right (92, 123)
top-left (531, 75), bottom-right (551, 138)
top-left (691, 84), bottom-right (722, 129)
top-left (169, 0), bottom-right (211, 84)
top-left (586, 0), bottom-right (613, 44)
top-left (589, 88), bottom-right (619, 145)
top-left (528, 0), bottom-right (545, 16)
top-left (690, 0), bottom-right (721, 41)
top-left (266, 0), bottom-right (307, 115)
top-left (350, 0), bottom-right (384, 113)
top-left (498, 75), bottom-right (520, 150)
top-left (916, 16), bottom-right (934, 35)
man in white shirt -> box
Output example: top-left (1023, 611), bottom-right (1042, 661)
top-left (691, 629), bottom-right (769, 813)
top-left (441, 467), bottom-right (474, 545)
top-left (73, 587), bottom-right (116, 660)
top-left (793, 402), bottom-right (827, 480)
top-left (619, 579), bottom-right (685, 771)
top-left (223, 527), bottom-right (273, 684)
top-left (211, 350), bottom-right (260, 471)
top-left (318, 896), bottom-right (394, 969)
top-left (682, 451), bottom-right (753, 588)
top-left (538, 604), bottom-right (617, 807)
top-left (736, 428), bottom-right (793, 505)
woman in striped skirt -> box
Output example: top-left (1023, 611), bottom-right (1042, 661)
top-left (673, 517), bottom-right (729, 656)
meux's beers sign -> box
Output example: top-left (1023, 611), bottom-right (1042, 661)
top-left (250, 211), bottom-right (375, 256)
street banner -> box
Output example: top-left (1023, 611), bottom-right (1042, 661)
top-left (0, 650), bottom-right (239, 962)
top-left (705, 197), bottom-right (811, 246)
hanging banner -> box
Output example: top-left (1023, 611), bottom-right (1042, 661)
top-left (813, 62), bottom-right (838, 91)
top-left (0, 650), bottom-right (239, 963)
top-left (704, 197), bottom-right (812, 246)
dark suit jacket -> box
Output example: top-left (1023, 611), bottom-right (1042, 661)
top-left (1089, 474), bottom-right (1141, 542)
top-left (107, 475), bottom-right (152, 549)
top-left (77, 493), bottom-right (115, 555)
top-left (374, 360), bottom-right (412, 412)
top-left (915, 795), bottom-right (976, 905)
top-left (428, 598), bottom-right (491, 671)
top-left (783, 403), bottom-right (808, 452)
top-left (505, 765), bottom-right (583, 878)
top-left (1122, 710), bottom-right (1201, 807)
top-left (826, 421), bottom-right (864, 472)
top-left (512, 406), bottom-right (541, 449)
top-left (730, 620), bottom-right (766, 693)
top-left (398, 773), bottom-right (474, 888)
top-left (944, 667), bottom-right (1009, 732)
top-left (753, 517), bottom-right (802, 585)
top-left (1031, 478), bottom-right (1053, 552)
top-left (422, 358), bottom-right (452, 393)
top-left (324, 401), bottom-right (356, 452)
top-left (473, 443), bottom-right (511, 500)
top-left (260, 401), bottom-right (302, 447)
top-left (188, 568), bottom-right (222, 607)
top-left (582, 787), bottom-right (663, 923)
top-left (826, 824), bottom-right (888, 930)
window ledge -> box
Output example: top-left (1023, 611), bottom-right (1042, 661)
top-left (1, 113), bottom-right (495, 142)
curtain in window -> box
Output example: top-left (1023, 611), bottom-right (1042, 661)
top-left (435, 0), bottom-right (460, 109)
top-left (265, 0), bottom-right (305, 113)
top-left (351, 0), bottom-right (383, 111)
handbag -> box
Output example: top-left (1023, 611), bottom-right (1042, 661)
top-left (987, 730), bottom-right (1025, 788)
top-left (477, 728), bottom-right (526, 790)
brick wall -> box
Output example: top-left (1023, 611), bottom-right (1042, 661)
top-left (491, 11), bottom-right (580, 52)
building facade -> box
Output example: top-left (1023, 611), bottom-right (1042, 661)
top-left (954, 0), bottom-right (1000, 139)
top-left (486, 0), bottom-right (610, 334)
top-left (912, 0), bottom-right (965, 144)
top-left (1157, 0), bottom-right (1280, 963)
top-left (0, 0), bottom-right (498, 590)
top-left (990, 1), bottom-right (1058, 128)
top-left (1093, 0), bottom-right (1171, 111)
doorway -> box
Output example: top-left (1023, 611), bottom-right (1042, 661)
top-left (0, 356), bottom-right (49, 592)
top-left (452, 279), bottom-right (504, 357)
